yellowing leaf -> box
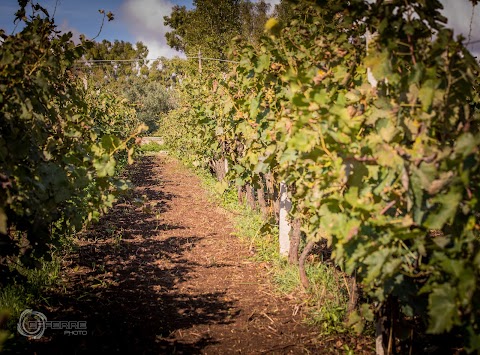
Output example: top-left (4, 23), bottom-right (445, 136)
top-left (264, 18), bottom-right (279, 31)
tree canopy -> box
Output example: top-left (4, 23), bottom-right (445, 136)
top-left (164, 0), bottom-right (271, 60)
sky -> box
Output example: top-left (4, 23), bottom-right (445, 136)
top-left (0, 0), bottom-right (478, 59)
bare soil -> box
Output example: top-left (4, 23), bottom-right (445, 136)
top-left (14, 155), bottom-right (372, 354)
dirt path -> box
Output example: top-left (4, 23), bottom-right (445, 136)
top-left (21, 155), bottom-right (350, 354)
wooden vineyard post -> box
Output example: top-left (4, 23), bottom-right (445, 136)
top-left (265, 173), bottom-right (279, 222)
top-left (245, 184), bottom-right (256, 210)
top-left (279, 182), bottom-right (291, 257)
top-left (288, 218), bottom-right (301, 264)
top-left (198, 49), bottom-right (202, 74)
top-left (256, 176), bottom-right (268, 218)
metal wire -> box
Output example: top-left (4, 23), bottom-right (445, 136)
top-left (75, 56), bottom-right (240, 64)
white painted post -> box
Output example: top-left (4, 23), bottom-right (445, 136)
top-left (279, 181), bottom-right (292, 257)
top-left (376, 316), bottom-right (385, 355)
top-left (366, 30), bottom-right (378, 88)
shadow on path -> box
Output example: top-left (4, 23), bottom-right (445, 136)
top-left (12, 156), bottom-right (237, 355)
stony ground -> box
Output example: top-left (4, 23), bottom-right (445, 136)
top-left (12, 154), bottom-right (371, 354)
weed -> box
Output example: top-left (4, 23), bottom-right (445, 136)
top-left (21, 257), bottom-right (62, 291)
top-left (304, 262), bottom-right (350, 334)
top-left (113, 230), bottom-right (124, 249)
top-left (271, 260), bottom-right (301, 294)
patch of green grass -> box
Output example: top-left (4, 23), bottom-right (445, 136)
top-left (0, 284), bottom-right (31, 321)
top-left (0, 284), bottom-right (32, 346)
top-left (0, 254), bottom-right (63, 345)
top-left (23, 257), bottom-right (62, 292)
top-left (268, 255), bottom-right (350, 334)
top-left (271, 259), bottom-right (301, 294)
top-left (139, 142), bottom-right (167, 152)
top-left (243, 219), bottom-right (279, 262)
top-left (0, 216), bottom-right (70, 349)
top-left (303, 262), bottom-right (350, 334)
top-left (0, 284), bottom-right (29, 349)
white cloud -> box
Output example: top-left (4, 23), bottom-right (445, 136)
top-left (440, 0), bottom-right (480, 52)
top-left (252, 0), bottom-right (280, 15)
top-left (260, 0), bottom-right (280, 7)
top-left (121, 0), bottom-right (184, 59)
top-left (58, 19), bottom-right (82, 44)
top-left (143, 40), bottom-right (185, 59)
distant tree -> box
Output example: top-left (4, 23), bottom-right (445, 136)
top-left (164, 0), bottom-right (242, 63)
top-left (240, 0), bottom-right (270, 46)
top-left (77, 40), bottom-right (177, 133)
top-left (273, 0), bottom-right (296, 23)
top-left (164, 0), bottom-right (276, 71)
top-left (123, 79), bottom-right (173, 133)
top-left (164, 5), bottom-right (190, 52)
top-left (81, 39), bottom-right (149, 82)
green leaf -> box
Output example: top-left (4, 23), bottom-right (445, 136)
top-left (54, 186), bottom-right (71, 203)
top-left (455, 133), bottom-right (478, 158)
top-left (279, 148), bottom-right (298, 164)
top-left (363, 248), bottom-right (391, 284)
top-left (365, 49), bottom-right (391, 81)
top-left (215, 180), bottom-right (228, 194)
top-left (418, 79), bottom-right (437, 112)
top-left (427, 284), bottom-right (460, 334)
top-left (344, 187), bottom-right (360, 208)
top-left (288, 131), bottom-right (314, 153)
top-left (250, 95), bottom-right (260, 119)
top-left (0, 51), bottom-right (13, 66)
top-left (377, 117), bottom-right (398, 143)
top-left (254, 54), bottom-right (270, 73)
top-left (474, 251), bottom-right (480, 268)
top-left (424, 186), bottom-right (462, 229)
top-left (467, 327), bottom-right (480, 352)
top-left (292, 93), bottom-right (309, 107)
top-left (411, 162), bottom-right (437, 191)
top-left (345, 90), bottom-right (360, 103)
top-left (360, 303), bottom-right (374, 322)
top-left (94, 155), bottom-right (116, 177)
top-left (101, 135), bottom-right (121, 152)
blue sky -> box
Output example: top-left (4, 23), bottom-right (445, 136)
top-left (0, 0), bottom-right (196, 58)
top-left (0, 0), bottom-right (478, 58)
top-left (1, 0), bottom-right (135, 42)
